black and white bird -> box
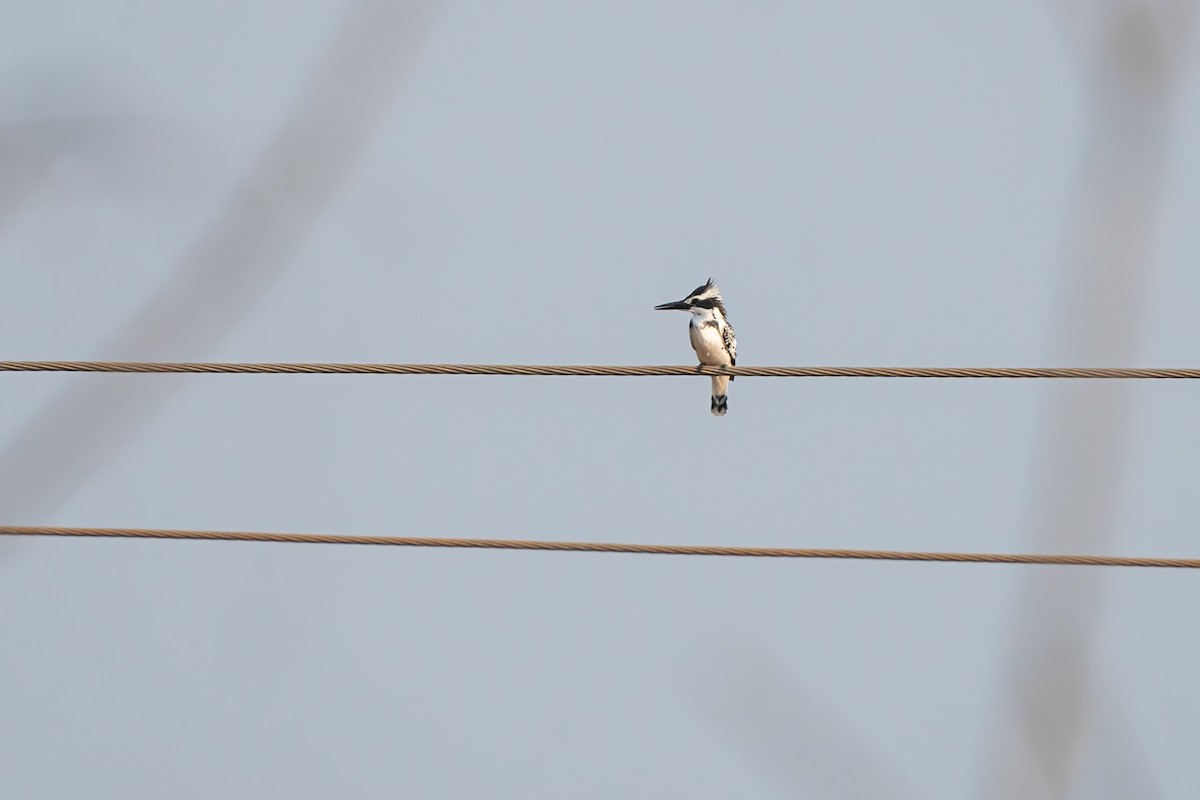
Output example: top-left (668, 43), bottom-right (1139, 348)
top-left (655, 278), bottom-right (738, 416)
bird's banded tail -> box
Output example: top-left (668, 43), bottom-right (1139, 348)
top-left (709, 374), bottom-right (730, 416)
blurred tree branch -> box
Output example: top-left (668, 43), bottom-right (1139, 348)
top-left (706, 638), bottom-right (919, 799)
top-left (985, 2), bottom-right (1194, 797)
top-left (0, 0), bottom-right (436, 526)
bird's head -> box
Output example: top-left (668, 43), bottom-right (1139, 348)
top-left (654, 278), bottom-right (726, 317)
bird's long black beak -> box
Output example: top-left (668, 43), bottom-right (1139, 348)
top-left (654, 300), bottom-right (691, 311)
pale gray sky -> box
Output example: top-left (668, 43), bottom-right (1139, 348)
top-left (2, 2), bottom-right (1199, 798)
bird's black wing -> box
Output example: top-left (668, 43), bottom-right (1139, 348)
top-left (722, 321), bottom-right (737, 379)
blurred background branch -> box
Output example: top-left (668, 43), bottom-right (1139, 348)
top-left (0, 0), bottom-right (436, 530)
top-left (986, 1), bottom-right (1194, 797)
top-left (706, 638), bottom-right (919, 800)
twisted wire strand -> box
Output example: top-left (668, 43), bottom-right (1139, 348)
top-left (3, 526), bottom-right (1197, 569)
top-left (2, 361), bottom-right (1200, 379)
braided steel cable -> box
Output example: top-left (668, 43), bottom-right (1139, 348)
top-left (3, 527), bottom-right (1198, 569)
top-left (2, 361), bottom-right (1200, 378)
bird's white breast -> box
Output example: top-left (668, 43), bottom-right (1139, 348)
top-left (689, 322), bottom-right (732, 366)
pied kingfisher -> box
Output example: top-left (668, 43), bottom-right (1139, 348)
top-left (655, 278), bottom-right (738, 416)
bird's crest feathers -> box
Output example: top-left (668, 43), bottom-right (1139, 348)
top-left (685, 278), bottom-right (726, 315)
